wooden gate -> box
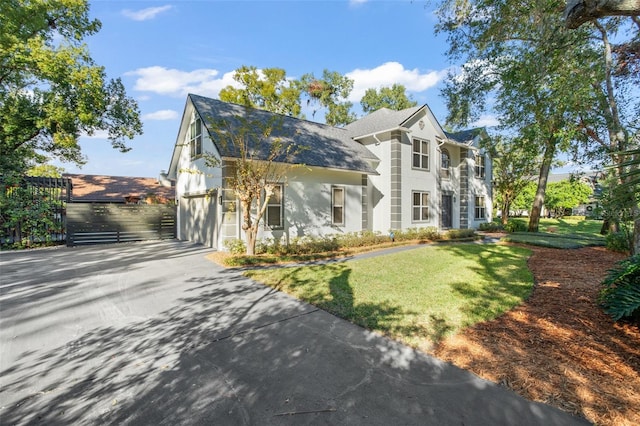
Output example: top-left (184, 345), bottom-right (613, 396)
top-left (66, 203), bottom-right (176, 246)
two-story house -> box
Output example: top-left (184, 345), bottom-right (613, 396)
top-left (166, 94), bottom-right (492, 249)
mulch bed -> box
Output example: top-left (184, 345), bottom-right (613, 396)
top-left (433, 245), bottom-right (640, 426)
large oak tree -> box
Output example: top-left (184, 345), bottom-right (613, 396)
top-left (0, 0), bottom-right (142, 174)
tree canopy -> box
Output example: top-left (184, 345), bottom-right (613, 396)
top-left (218, 66), bottom-right (301, 117)
top-left (298, 70), bottom-right (357, 126)
top-left (360, 84), bottom-right (417, 113)
top-left (0, 0), bottom-right (142, 174)
top-left (545, 179), bottom-right (593, 217)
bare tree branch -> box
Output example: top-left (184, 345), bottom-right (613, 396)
top-left (565, 0), bottom-right (640, 29)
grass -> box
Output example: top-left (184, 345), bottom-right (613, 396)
top-left (502, 218), bottom-right (606, 248)
top-left (245, 243), bottom-right (533, 350)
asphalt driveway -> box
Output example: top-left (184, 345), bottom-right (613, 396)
top-left (0, 240), bottom-right (587, 425)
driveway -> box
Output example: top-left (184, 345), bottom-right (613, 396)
top-left (0, 241), bottom-right (587, 425)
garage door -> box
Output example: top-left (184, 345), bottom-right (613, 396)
top-left (179, 195), bottom-right (217, 248)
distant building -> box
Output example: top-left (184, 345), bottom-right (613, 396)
top-left (64, 174), bottom-right (175, 204)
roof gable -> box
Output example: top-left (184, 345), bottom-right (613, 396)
top-left (444, 128), bottom-right (487, 147)
top-left (344, 106), bottom-right (423, 138)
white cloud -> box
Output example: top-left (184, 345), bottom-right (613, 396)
top-left (142, 109), bottom-right (179, 121)
top-left (349, 0), bottom-right (369, 6)
top-left (471, 114), bottom-right (500, 128)
top-left (125, 66), bottom-right (239, 98)
top-left (122, 5), bottom-right (173, 21)
top-left (346, 62), bottom-right (447, 102)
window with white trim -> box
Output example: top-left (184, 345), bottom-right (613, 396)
top-left (265, 184), bottom-right (283, 229)
top-left (332, 186), bottom-right (345, 225)
top-left (412, 138), bottom-right (430, 170)
top-left (189, 116), bottom-right (202, 159)
top-left (475, 196), bottom-right (486, 219)
top-left (441, 148), bottom-right (451, 179)
top-left (475, 154), bottom-right (486, 178)
top-left (412, 191), bottom-right (429, 222)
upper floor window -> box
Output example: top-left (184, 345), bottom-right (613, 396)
top-left (412, 191), bottom-right (429, 222)
top-left (332, 186), bottom-right (345, 225)
top-left (475, 154), bottom-right (486, 178)
top-left (189, 116), bottom-right (202, 159)
top-left (412, 138), bottom-right (429, 170)
top-left (475, 196), bottom-right (486, 219)
top-left (265, 184), bottom-right (283, 229)
top-left (441, 149), bottom-right (451, 179)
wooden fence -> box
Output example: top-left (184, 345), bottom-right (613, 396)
top-left (67, 203), bottom-right (176, 247)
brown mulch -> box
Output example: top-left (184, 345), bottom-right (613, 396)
top-left (433, 246), bottom-right (640, 426)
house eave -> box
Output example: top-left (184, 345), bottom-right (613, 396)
top-left (352, 126), bottom-right (412, 141)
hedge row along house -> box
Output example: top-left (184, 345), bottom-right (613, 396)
top-left (166, 94), bottom-right (492, 250)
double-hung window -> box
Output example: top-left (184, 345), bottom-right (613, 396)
top-left (441, 148), bottom-right (451, 179)
top-left (412, 138), bottom-right (429, 170)
top-left (189, 116), bottom-right (202, 159)
top-left (475, 196), bottom-right (486, 220)
top-left (265, 184), bottom-right (283, 229)
top-left (412, 191), bottom-right (429, 222)
top-left (332, 186), bottom-right (345, 225)
top-left (475, 154), bottom-right (486, 178)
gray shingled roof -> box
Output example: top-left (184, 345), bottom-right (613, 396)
top-left (189, 94), bottom-right (378, 174)
top-left (344, 106), bottom-right (423, 138)
top-left (444, 128), bottom-right (485, 145)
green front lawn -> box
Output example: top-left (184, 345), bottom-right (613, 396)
top-left (502, 218), bottom-right (605, 248)
top-left (245, 244), bottom-right (533, 349)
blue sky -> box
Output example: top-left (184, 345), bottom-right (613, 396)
top-left (56, 0), bottom-right (496, 177)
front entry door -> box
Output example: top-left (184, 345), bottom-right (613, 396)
top-left (442, 194), bottom-right (453, 228)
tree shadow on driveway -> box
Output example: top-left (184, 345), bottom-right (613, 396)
top-left (0, 242), bottom-right (589, 425)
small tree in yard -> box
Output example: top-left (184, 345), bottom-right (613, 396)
top-left (487, 136), bottom-right (540, 225)
top-left (205, 115), bottom-right (303, 255)
top-left (545, 179), bottom-right (593, 217)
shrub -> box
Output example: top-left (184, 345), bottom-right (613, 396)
top-left (600, 254), bottom-right (640, 322)
top-left (444, 229), bottom-right (477, 240)
top-left (605, 232), bottom-right (630, 253)
top-left (478, 222), bottom-right (504, 232)
top-left (504, 219), bottom-right (528, 233)
top-left (393, 227), bottom-right (440, 242)
top-left (223, 238), bottom-right (246, 255)
top-left (336, 231), bottom-right (387, 248)
top-left (290, 235), bottom-right (339, 254)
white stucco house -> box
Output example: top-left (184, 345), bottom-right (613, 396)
top-left (166, 94), bottom-right (492, 250)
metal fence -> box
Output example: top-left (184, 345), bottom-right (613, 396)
top-left (66, 203), bottom-right (176, 246)
top-left (1, 176), bottom-right (72, 246)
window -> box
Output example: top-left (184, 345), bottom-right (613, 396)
top-left (265, 184), bottom-right (283, 229)
top-left (412, 191), bottom-right (429, 222)
top-left (412, 138), bottom-right (429, 170)
top-left (475, 154), bottom-right (486, 178)
top-left (332, 186), bottom-right (345, 225)
top-left (475, 196), bottom-right (486, 220)
top-left (189, 116), bottom-right (202, 158)
top-left (441, 149), bottom-right (451, 179)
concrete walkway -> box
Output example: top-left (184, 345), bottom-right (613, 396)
top-left (0, 241), bottom-right (587, 425)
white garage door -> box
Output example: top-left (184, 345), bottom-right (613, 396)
top-left (179, 195), bottom-right (217, 248)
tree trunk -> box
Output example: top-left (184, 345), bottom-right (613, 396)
top-left (246, 227), bottom-right (257, 256)
top-left (529, 139), bottom-right (556, 233)
top-left (565, 0), bottom-right (640, 29)
top-left (633, 204), bottom-right (640, 255)
top-left (501, 199), bottom-right (510, 225)
top-left (240, 198), bottom-right (257, 255)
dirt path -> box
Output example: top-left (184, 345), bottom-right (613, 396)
top-left (433, 245), bottom-right (640, 426)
